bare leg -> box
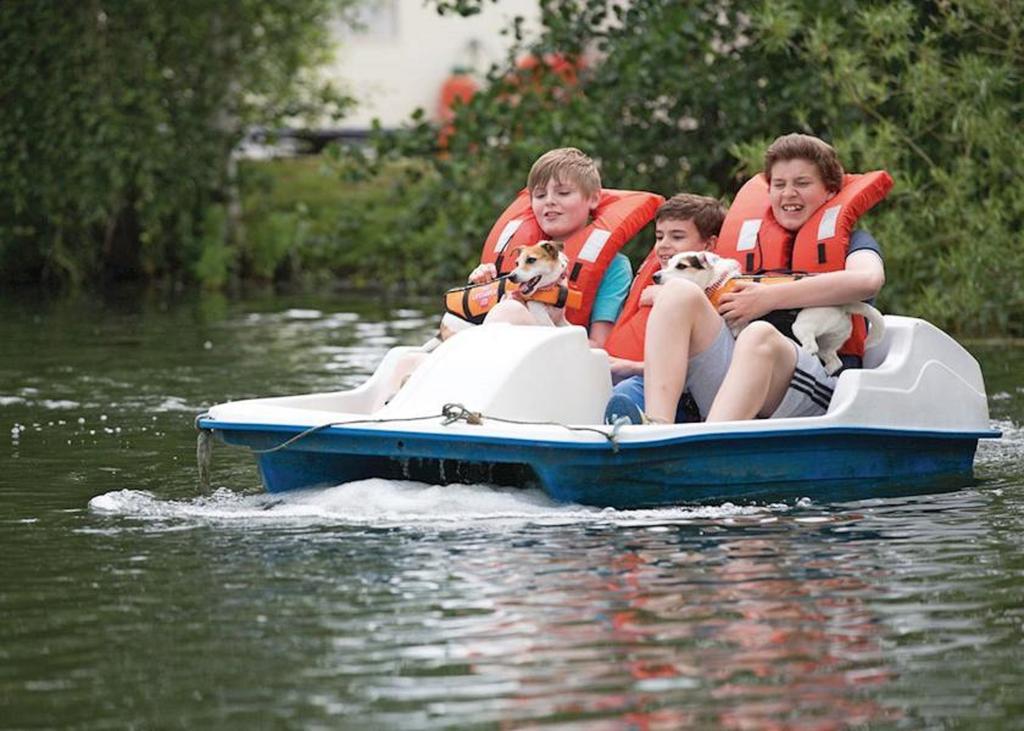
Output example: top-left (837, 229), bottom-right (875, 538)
top-left (381, 351), bottom-right (431, 405)
top-left (706, 322), bottom-right (796, 421)
top-left (483, 299), bottom-right (537, 326)
top-left (643, 279), bottom-right (725, 423)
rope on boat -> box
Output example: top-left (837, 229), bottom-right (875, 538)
top-left (438, 404), bottom-right (622, 452)
top-left (193, 403), bottom-right (622, 471)
top-left (248, 412), bottom-right (450, 454)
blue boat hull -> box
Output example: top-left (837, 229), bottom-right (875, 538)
top-left (206, 421), bottom-right (986, 508)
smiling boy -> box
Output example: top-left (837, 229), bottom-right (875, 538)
top-left (608, 134), bottom-right (885, 425)
top-left (468, 147), bottom-right (632, 347)
top-left (602, 193), bottom-right (726, 423)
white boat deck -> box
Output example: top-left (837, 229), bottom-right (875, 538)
top-left (206, 317), bottom-right (994, 445)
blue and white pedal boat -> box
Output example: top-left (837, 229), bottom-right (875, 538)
top-left (198, 316), bottom-right (999, 508)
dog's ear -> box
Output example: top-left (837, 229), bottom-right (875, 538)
top-left (509, 246), bottom-right (523, 262)
top-left (541, 240), bottom-right (565, 257)
top-left (694, 251), bottom-right (711, 269)
top-left (674, 252), bottom-right (699, 269)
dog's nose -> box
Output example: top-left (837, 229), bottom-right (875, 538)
top-left (653, 273), bottom-right (662, 285)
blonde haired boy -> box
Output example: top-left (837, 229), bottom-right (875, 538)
top-left (386, 148), bottom-right (631, 400)
top-left (469, 146), bottom-right (631, 347)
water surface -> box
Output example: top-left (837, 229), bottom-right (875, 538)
top-left (2, 290), bottom-right (1022, 729)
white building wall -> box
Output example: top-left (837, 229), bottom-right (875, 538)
top-left (328, 0), bottom-right (540, 130)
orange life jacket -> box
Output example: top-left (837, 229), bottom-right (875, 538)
top-left (603, 250), bottom-right (662, 361)
top-left (715, 170), bottom-right (893, 357)
top-left (480, 188), bottom-right (664, 326)
top-left (443, 278), bottom-right (583, 326)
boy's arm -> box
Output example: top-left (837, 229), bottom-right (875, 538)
top-left (608, 356), bottom-right (643, 380)
top-left (589, 321), bottom-right (614, 348)
top-left (717, 250), bottom-right (885, 330)
top-left (639, 284), bottom-right (663, 307)
top-left (588, 254), bottom-right (633, 348)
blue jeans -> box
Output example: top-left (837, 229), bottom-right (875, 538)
top-left (611, 375), bottom-right (700, 423)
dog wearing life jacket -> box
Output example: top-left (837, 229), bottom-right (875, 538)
top-left (507, 240), bottom-right (571, 327)
top-left (654, 250), bottom-right (885, 374)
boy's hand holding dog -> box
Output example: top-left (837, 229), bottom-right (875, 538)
top-left (468, 263), bottom-right (498, 284)
top-left (717, 280), bottom-right (780, 330)
top-left (639, 285), bottom-right (663, 307)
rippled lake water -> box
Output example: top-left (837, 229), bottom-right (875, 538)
top-left (2, 290), bottom-right (1022, 729)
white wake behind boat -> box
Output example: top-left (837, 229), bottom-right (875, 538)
top-left (198, 316), bottom-right (999, 507)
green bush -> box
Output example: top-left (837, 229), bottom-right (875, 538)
top-left (194, 205), bottom-right (231, 289)
top-left (237, 156), bottom-right (445, 289)
top-left (0, 0), bottom-right (356, 287)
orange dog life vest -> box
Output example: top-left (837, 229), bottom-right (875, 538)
top-left (479, 188), bottom-right (664, 326)
top-left (444, 278), bottom-right (583, 326)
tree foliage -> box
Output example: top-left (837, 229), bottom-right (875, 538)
top-left (341, 0), bottom-right (1023, 336)
top-left (5, 0), bottom-right (1021, 335)
top-left (0, 0), bottom-right (356, 287)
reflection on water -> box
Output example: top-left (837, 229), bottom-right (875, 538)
top-left (2, 290), bottom-right (1023, 729)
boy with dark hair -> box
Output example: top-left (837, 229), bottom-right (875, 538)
top-left (603, 193), bottom-right (726, 423)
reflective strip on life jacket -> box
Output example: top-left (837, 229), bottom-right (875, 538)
top-left (716, 175), bottom-right (793, 274)
top-left (792, 172), bottom-right (893, 271)
top-left (443, 278), bottom-right (583, 326)
top-left (480, 188), bottom-right (664, 326)
top-left (715, 170), bottom-right (892, 356)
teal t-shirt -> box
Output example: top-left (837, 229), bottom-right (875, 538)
top-left (590, 253), bottom-right (632, 325)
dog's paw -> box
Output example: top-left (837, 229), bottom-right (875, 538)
top-left (822, 353), bottom-right (843, 375)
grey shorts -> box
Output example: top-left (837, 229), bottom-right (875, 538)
top-left (684, 322), bottom-right (839, 419)
top-left (684, 321), bottom-right (735, 418)
top-left (770, 340), bottom-right (838, 418)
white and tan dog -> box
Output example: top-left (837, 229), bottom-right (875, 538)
top-left (654, 250), bottom-right (885, 374)
top-left (507, 240), bottom-right (570, 327)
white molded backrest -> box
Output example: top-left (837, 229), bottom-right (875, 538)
top-left (829, 316), bottom-right (990, 431)
top-left (377, 325), bottom-right (612, 424)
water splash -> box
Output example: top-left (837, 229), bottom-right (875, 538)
top-left (87, 480), bottom-right (790, 529)
top-left (976, 419), bottom-right (1024, 468)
